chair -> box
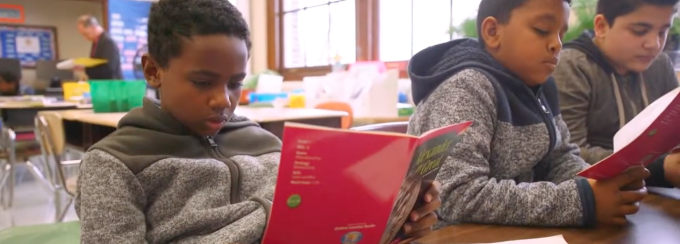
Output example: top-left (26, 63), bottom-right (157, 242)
top-left (34, 112), bottom-right (80, 222)
top-left (314, 101), bottom-right (354, 129)
top-left (351, 121), bottom-right (409, 134)
top-left (0, 127), bottom-right (54, 209)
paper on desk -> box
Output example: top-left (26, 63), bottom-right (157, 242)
top-left (469, 235), bottom-right (568, 244)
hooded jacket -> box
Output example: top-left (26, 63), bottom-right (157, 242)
top-left (407, 38), bottom-right (595, 227)
top-left (76, 98), bottom-right (281, 244)
top-left (554, 32), bottom-right (677, 187)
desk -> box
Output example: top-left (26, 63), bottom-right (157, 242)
top-left (55, 108), bottom-right (347, 150)
top-left (0, 102), bottom-right (90, 131)
top-left (416, 194), bottom-right (680, 244)
top-left (353, 116), bottom-right (410, 126)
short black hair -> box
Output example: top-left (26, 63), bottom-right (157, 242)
top-left (596, 0), bottom-right (680, 25)
top-left (148, 0), bottom-right (251, 68)
top-left (0, 71), bottom-right (19, 84)
top-left (477, 0), bottom-right (572, 43)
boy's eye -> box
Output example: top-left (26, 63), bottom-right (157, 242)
top-left (533, 28), bottom-right (549, 36)
top-left (227, 82), bottom-right (243, 90)
top-left (192, 80), bottom-right (211, 87)
top-left (630, 28), bottom-right (649, 36)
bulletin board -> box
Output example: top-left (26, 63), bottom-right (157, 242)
top-left (108, 0), bottom-right (151, 80)
top-left (0, 24), bottom-right (58, 68)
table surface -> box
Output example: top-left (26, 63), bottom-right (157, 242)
top-left (50, 107), bottom-right (348, 127)
top-left (416, 193), bottom-right (680, 244)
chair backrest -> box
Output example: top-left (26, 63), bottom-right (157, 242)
top-left (34, 113), bottom-right (65, 187)
top-left (351, 121), bottom-right (409, 134)
top-left (0, 127), bottom-right (16, 162)
top-left (314, 101), bottom-right (353, 129)
top-left (36, 112), bottom-right (65, 155)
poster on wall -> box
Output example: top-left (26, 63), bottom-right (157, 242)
top-left (108, 0), bottom-right (151, 80)
top-left (0, 24), bottom-right (57, 68)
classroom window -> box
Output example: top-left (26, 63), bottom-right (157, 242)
top-left (268, 0), bottom-right (480, 80)
top-left (378, 0), bottom-right (481, 62)
top-left (270, 0), bottom-right (368, 80)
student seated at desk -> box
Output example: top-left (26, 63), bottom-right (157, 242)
top-left (553, 0), bottom-right (680, 189)
top-left (0, 71), bottom-right (34, 96)
top-left (407, 0), bottom-right (649, 228)
top-left (75, 0), bottom-right (441, 243)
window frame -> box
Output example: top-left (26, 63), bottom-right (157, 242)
top-left (266, 0), bottom-right (379, 81)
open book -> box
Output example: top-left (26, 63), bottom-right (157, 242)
top-left (578, 87), bottom-right (680, 180)
top-left (261, 121), bottom-right (472, 244)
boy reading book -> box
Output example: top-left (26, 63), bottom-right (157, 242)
top-left (75, 0), bottom-right (441, 243)
top-left (407, 0), bottom-right (649, 227)
top-left (553, 0), bottom-right (680, 188)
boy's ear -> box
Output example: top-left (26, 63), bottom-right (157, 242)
top-left (480, 17), bottom-right (501, 49)
top-left (593, 14), bottom-right (610, 39)
top-left (141, 53), bottom-right (161, 88)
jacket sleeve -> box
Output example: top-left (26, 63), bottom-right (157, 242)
top-left (646, 154), bottom-right (675, 188)
top-left (553, 56), bottom-right (612, 164)
top-left (540, 116), bottom-right (592, 184)
top-left (408, 69), bottom-right (596, 227)
top-left (76, 149), bottom-right (148, 244)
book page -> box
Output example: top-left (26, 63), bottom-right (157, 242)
top-left (469, 235), bottom-right (568, 244)
top-left (578, 87), bottom-right (680, 180)
top-left (613, 87), bottom-right (680, 151)
top-left (379, 121), bottom-right (472, 244)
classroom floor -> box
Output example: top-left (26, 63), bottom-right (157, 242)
top-left (0, 164), bottom-right (78, 231)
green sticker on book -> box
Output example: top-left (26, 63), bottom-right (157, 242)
top-left (287, 194), bottom-right (301, 208)
top-left (648, 129), bottom-right (657, 137)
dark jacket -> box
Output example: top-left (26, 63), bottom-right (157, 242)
top-left (554, 32), bottom-right (678, 188)
top-left (86, 32), bottom-right (123, 80)
top-left (407, 38), bottom-right (595, 227)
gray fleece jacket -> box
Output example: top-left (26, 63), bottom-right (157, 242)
top-left (407, 39), bottom-right (595, 227)
top-left (554, 32), bottom-right (679, 164)
top-left (75, 98), bottom-right (281, 244)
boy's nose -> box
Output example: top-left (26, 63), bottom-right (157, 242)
top-left (208, 86), bottom-right (233, 112)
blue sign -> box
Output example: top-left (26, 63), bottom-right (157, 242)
top-left (108, 0), bottom-right (151, 80)
top-left (0, 25), bottom-right (57, 67)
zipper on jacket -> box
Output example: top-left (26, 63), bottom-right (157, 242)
top-left (206, 136), bottom-right (242, 202)
top-left (534, 89), bottom-right (557, 162)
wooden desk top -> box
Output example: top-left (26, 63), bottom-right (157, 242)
top-left (53, 107), bottom-right (348, 128)
top-left (417, 194), bottom-right (680, 244)
top-left (0, 101), bottom-right (79, 109)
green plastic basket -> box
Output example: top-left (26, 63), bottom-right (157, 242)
top-left (89, 80), bottom-right (146, 113)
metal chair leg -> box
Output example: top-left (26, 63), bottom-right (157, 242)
top-left (25, 160), bottom-right (56, 193)
top-left (0, 163), bottom-right (10, 209)
top-left (57, 196), bottom-right (74, 222)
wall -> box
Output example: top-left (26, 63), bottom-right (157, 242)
top-left (0, 0), bottom-right (103, 86)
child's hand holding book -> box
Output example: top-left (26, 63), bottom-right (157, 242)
top-left (401, 181), bottom-right (442, 239)
top-left (664, 152), bottom-right (680, 188)
top-left (587, 166), bottom-right (650, 226)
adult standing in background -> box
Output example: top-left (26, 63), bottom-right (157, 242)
top-left (77, 15), bottom-right (123, 80)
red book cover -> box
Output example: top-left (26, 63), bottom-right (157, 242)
top-left (578, 87), bottom-right (680, 180)
top-left (261, 121), bottom-right (472, 244)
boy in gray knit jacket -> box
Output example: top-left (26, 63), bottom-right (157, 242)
top-left (407, 0), bottom-right (649, 228)
top-left (75, 0), bottom-right (441, 243)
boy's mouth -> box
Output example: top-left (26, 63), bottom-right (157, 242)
top-left (205, 115), bottom-right (228, 130)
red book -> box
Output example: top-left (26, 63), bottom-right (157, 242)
top-left (262, 121), bottom-right (472, 244)
top-left (578, 87), bottom-right (680, 180)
